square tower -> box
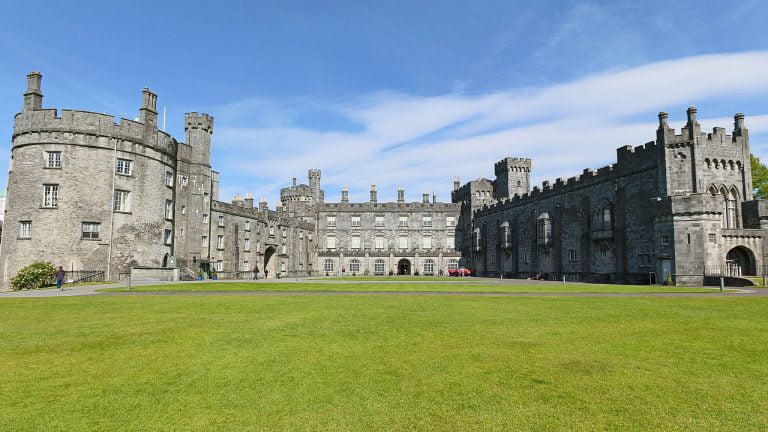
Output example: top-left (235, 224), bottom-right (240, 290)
top-left (494, 157), bottom-right (531, 200)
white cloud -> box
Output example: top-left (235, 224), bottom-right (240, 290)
top-left (209, 51), bottom-right (768, 206)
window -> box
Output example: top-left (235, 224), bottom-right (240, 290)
top-left (708, 233), bottom-right (717, 243)
top-left (165, 200), bottom-right (173, 219)
top-left (217, 235), bottom-right (224, 249)
top-left (326, 235), bottom-right (337, 250)
top-left (282, 229), bottom-right (287, 238)
top-left (19, 221), bottom-right (31, 239)
top-left (43, 184), bottom-right (59, 208)
top-left (299, 231), bottom-right (303, 239)
top-left (375, 235), bottom-right (385, 250)
top-left (116, 159), bottom-right (132, 175)
top-left (447, 259), bottom-right (459, 271)
top-left (422, 236), bottom-right (433, 250)
top-left (269, 226), bottom-right (275, 235)
top-left (203, 214), bottom-right (208, 224)
top-left (281, 262), bottom-right (286, 273)
top-left (244, 238), bottom-right (250, 252)
top-left (638, 245), bottom-right (652, 267)
top-left (422, 215), bottom-right (432, 227)
top-left (46, 151), bottom-right (61, 168)
top-left (603, 208), bottom-right (612, 229)
top-left (245, 221), bottom-right (250, 231)
top-left (523, 253), bottom-right (529, 264)
top-left (350, 235), bottom-right (361, 249)
top-left (423, 259), bottom-right (435, 275)
top-left (537, 213), bottom-right (551, 240)
top-left (569, 249), bottom-right (577, 262)
top-left (165, 171), bottom-right (174, 186)
top-left (164, 229), bottom-right (172, 245)
top-left (446, 216), bottom-right (456, 227)
top-left (181, 175), bottom-right (189, 186)
top-left (351, 215), bottom-right (361, 227)
top-left (374, 259), bottom-right (386, 275)
top-left (349, 259), bottom-right (361, 273)
top-left (114, 190), bottom-right (129, 212)
top-left (243, 260), bottom-right (250, 272)
top-left (399, 215), bottom-right (408, 227)
top-left (326, 215), bottom-right (336, 227)
top-left (661, 234), bottom-right (670, 245)
top-left (500, 222), bottom-right (510, 249)
top-left (375, 215), bottom-right (384, 227)
top-left (218, 215), bottom-right (225, 227)
top-left (281, 245), bottom-right (287, 255)
top-left (202, 235), bottom-right (208, 247)
top-left (446, 236), bottom-right (455, 250)
top-left (215, 260), bottom-right (223, 272)
top-left (398, 235), bottom-right (408, 249)
top-left (82, 222), bottom-right (100, 239)
top-left (181, 205), bottom-right (186, 215)
top-left (324, 259), bottom-right (334, 273)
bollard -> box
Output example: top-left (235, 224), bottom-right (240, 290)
top-left (720, 277), bottom-right (724, 292)
top-left (562, 276), bottom-right (566, 285)
top-left (127, 275), bottom-right (132, 290)
top-left (763, 274), bottom-right (766, 288)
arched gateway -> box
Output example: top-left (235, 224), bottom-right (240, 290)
top-left (726, 247), bottom-right (755, 277)
top-left (397, 258), bottom-right (411, 276)
top-left (264, 246), bottom-right (277, 278)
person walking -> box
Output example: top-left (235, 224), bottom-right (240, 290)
top-left (56, 266), bottom-right (65, 291)
top-left (252, 265), bottom-right (259, 280)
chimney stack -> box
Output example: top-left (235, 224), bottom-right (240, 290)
top-left (341, 186), bottom-right (349, 203)
top-left (370, 184), bottom-right (377, 204)
top-left (397, 187), bottom-right (405, 203)
top-left (422, 190), bottom-right (429, 203)
top-left (23, 71), bottom-right (43, 111)
top-left (259, 197), bottom-right (268, 212)
top-left (244, 192), bottom-right (254, 208)
top-left (453, 177), bottom-right (461, 191)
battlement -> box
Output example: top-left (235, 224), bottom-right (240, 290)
top-left (494, 157), bottom-right (531, 173)
top-left (318, 201), bottom-right (460, 212)
top-left (184, 112), bottom-right (214, 133)
top-left (13, 108), bottom-right (176, 155)
top-left (657, 108), bottom-right (747, 146)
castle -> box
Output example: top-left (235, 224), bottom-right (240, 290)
top-left (1, 72), bottom-right (766, 286)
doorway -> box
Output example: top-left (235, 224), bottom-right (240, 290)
top-left (264, 246), bottom-right (276, 278)
top-left (397, 258), bottom-right (411, 276)
top-left (726, 247), bottom-right (754, 276)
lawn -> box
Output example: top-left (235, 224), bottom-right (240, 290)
top-left (1, 295), bottom-right (766, 431)
top-left (98, 281), bottom-right (724, 293)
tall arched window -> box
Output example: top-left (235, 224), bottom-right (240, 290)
top-left (348, 259), bottom-right (360, 273)
top-left (537, 213), bottom-right (551, 241)
top-left (324, 259), bottom-right (334, 273)
top-left (720, 187), bottom-right (730, 227)
top-left (602, 208), bottom-right (612, 230)
top-left (473, 228), bottom-right (481, 251)
top-left (500, 221), bottom-right (510, 248)
top-left (728, 187), bottom-right (740, 228)
top-left (374, 259), bottom-right (386, 274)
top-left (423, 259), bottom-right (435, 275)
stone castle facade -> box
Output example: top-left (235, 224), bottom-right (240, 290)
top-left (1, 72), bottom-right (766, 286)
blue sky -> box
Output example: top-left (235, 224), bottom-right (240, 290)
top-left (2, 0), bottom-right (768, 204)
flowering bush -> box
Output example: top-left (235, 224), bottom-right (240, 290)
top-left (10, 262), bottom-right (56, 291)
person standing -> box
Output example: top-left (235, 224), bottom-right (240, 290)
top-left (56, 266), bottom-right (65, 291)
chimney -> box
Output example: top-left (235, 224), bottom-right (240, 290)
top-left (140, 88), bottom-right (158, 130)
top-left (658, 112), bottom-right (669, 130)
top-left (292, 177), bottom-right (297, 186)
top-left (370, 184), bottom-right (377, 204)
top-left (259, 197), bottom-right (268, 212)
top-left (341, 186), bottom-right (349, 203)
top-left (232, 194), bottom-right (243, 207)
top-left (397, 187), bottom-right (405, 203)
top-left (422, 190), bottom-right (429, 203)
top-left (244, 192), bottom-right (254, 208)
top-left (23, 71), bottom-right (43, 111)
top-left (734, 112), bottom-right (747, 136)
top-left (453, 177), bottom-right (460, 191)
top-left (432, 192), bottom-right (437, 204)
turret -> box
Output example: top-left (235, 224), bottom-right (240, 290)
top-left (370, 184), bottom-right (377, 204)
top-left (140, 88), bottom-right (158, 130)
top-left (308, 169), bottom-right (322, 203)
top-left (494, 157), bottom-right (531, 200)
top-left (684, 106), bottom-right (701, 139)
top-left (397, 187), bottom-right (405, 203)
top-left (454, 177), bottom-right (460, 191)
top-left (185, 112), bottom-right (214, 166)
top-left (23, 71), bottom-right (43, 111)
top-left (734, 112), bottom-right (748, 139)
top-left (341, 186), bottom-right (349, 203)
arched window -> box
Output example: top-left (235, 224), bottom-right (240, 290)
top-left (348, 259), bottom-right (360, 273)
top-left (602, 208), bottom-right (612, 230)
top-left (473, 227), bottom-right (481, 251)
top-left (500, 221), bottom-right (510, 248)
top-left (708, 185), bottom-right (718, 196)
top-left (374, 259), bottom-right (386, 275)
top-left (326, 234), bottom-right (337, 250)
top-left (537, 213), bottom-right (551, 240)
top-left (705, 158), bottom-right (711, 169)
top-left (729, 187), bottom-right (740, 228)
top-left (324, 259), bottom-right (334, 273)
top-left (720, 186), bottom-right (730, 227)
top-left (423, 259), bottom-right (435, 275)
top-left (447, 259), bottom-right (459, 271)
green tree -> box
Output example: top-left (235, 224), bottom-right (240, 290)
top-left (10, 261), bottom-right (56, 291)
top-left (751, 154), bottom-right (768, 199)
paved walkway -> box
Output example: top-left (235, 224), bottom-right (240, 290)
top-left (0, 277), bottom-right (764, 298)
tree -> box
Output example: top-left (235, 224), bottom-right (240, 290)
top-left (751, 154), bottom-right (768, 199)
top-left (10, 262), bottom-right (56, 291)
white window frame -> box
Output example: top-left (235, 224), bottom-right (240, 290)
top-left (244, 238), bottom-right (251, 252)
top-left (46, 151), bottom-right (61, 168)
top-left (398, 215), bottom-right (408, 227)
top-left (350, 235), bottom-right (362, 249)
top-left (116, 158), bottom-right (132, 176)
top-left (324, 259), bottom-right (334, 273)
top-left (349, 259), bottom-right (361, 273)
top-left (398, 235), bottom-right (408, 249)
top-left (375, 235), bottom-right (385, 250)
top-left (422, 215), bottom-right (432, 227)
top-left (217, 235), bottom-right (224, 249)
top-left (446, 236), bottom-right (455, 250)
top-left (81, 222), bottom-right (100, 239)
top-left (165, 171), bottom-right (174, 187)
top-left (326, 216), bottom-right (336, 228)
top-left (215, 260), bottom-right (223, 272)
top-left (375, 215), bottom-right (384, 227)
top-left (19, 221), bottom-right (31, 239)
top-left (423, 259), bottom-right (435, 275)
top-left (374, 259), bottom-right (386, 275)
top-left (245, 221), bottom-right (250, 231)
top-left (326, 235), bottom-right (337, 250)
top-left (43, 184), bottom-right (59, 208)
top-left (422, 236), bottom-right (433, 250)
top-left (202, 235), bottom-right (208, 247)
top-left (351, 215), bottom-right (361, 227)
top-left (165, 200), bottom-right (173, 220)
top-left (164, 229), bottom-right (173, 245)
top-left (218, 215), bottom-right (225, 227)
top-left (446, 216), bottom-right (456, 227)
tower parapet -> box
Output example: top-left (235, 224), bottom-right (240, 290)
top-left (494, 157), bottom-right (531, 200)
top-left (184, 112), bottom-right (214, 166)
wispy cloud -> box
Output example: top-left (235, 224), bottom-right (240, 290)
top-left (210, 51), bottom-right (768, 205)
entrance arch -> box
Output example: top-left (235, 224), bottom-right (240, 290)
top-left (397, 258), bottom-right (411, 276)
top-left (264, 246), bottom-right (277, 278)
top-left (726, 247), bottom-right (755, 276)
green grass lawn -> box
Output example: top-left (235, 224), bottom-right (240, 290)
top-left (0, 295), bottom-right (766, 431)
top-left (317, 276), bottom-right (462, 281)
top-left (99, 281), bottom-right (724, 293)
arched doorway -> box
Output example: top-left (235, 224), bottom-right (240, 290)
top-left (397, 258), bottom-right (411, 275)
top-left (162, 253), bottom-right (169, 267)
top-left (264, 246), bottom-right (277, 278)
top-left (726, 247), bottom-right (754, 276)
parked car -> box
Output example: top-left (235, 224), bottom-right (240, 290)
top-left (448, 268), bottom-right (473, 277)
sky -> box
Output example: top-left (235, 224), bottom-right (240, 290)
top-left (1, 0), bottom-right (768, 205)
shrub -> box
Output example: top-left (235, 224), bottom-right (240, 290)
top-left (11, 262), bottom-right (56, 291)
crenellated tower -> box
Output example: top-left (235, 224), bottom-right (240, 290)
top-left (494, 157), bottom-right (531, 200)
top-left (308, 169), bottom-right (322, 203)
top-left (185, 112), bottom-right (214, 167)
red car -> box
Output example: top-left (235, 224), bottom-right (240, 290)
top-left (448, 268), bottom-right (473, 277)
